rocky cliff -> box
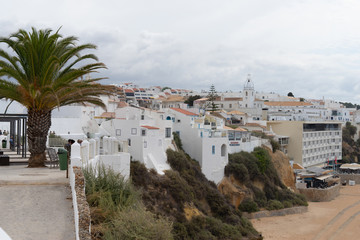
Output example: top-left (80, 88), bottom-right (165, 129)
top-left (219, 147), bottom-right (306, 212)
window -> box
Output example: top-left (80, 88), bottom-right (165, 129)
top-left (116, 129), bottom-right (121, 136)
top-left (212, 145), bottom-right (215, 155)
top-left (141, 115), bottom-right (144, 120)
top-left (221, 144), bottom-right (226, 156)
top-left (128, 139), bottom-right (131, 146)
top-left (229, 104), bottom-right (232, 108)
top-left (141, 129), bottom-right (146, 136)
top-left (131, 128), bottom-right (137, 135)
top-left (165, 128), bottom-right (171, 138)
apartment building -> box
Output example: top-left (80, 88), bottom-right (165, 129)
top-left (267, 121), bottom-right (342, 167)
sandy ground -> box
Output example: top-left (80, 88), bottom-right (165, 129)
top-left (251, 185), bottom-right (360, 240)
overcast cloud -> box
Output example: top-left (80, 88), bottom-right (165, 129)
top-left (1, 0), bottom-right (360, 102)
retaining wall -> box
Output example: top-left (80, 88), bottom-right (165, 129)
top-left (298, 183), bottom-right (340, 202)
top-left (243, 206), bottom-right (308, 219)
top-left (70, 166), bottom-right (91, 240)
top-left (339, 174), bottom-right (360, 184)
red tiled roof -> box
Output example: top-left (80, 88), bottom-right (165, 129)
top-left (141, 125), bottom-right (159, 130)
top-left (170, 108), bottom-right (198, 116)
top-left (165, 92), bottom-right (171, 95)
top-left (133, 88), bottom-right (139, 92)
top-left (245, 123), bottom-right (266, 129)
top-left (124, 89), bottom-right (134, 93)
top-left (99, 112), bottom-right (115, 118)
top-left (224, 97), bottom-right (242, 101)
top-left (117, 101), bottom-right (128, 108)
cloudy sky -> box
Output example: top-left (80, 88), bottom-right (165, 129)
top-left (1, 0), bottom-right (360, 103)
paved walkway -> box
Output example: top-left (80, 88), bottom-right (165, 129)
top-left (0, 165), bottom-right (75, 240)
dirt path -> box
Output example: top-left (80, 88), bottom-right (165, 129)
top-left (251, 185), bottom-right (360, 240)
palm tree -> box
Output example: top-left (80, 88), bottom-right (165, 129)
top-left (0, 27), bottom-right (112, 167)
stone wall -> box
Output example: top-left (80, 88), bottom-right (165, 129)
top-left (298, 183), bottom-right (340, 202)
top-left (70, 166), bottom-right (91, 240)
top-left (243, 206), bottom-right (308, 219)
top-left (339, 174), bottom-right (360, 184)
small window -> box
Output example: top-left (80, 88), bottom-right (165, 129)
top-left (128, 139), bottom-right (131, 146)
top-left (116, 129), bottom-right (121, 136)
top-left (212, 145), bottom-right (215, 155)
top-left (131, 128), bottom-right (137, 135)
top-left (141, 115), bottom-right (145, 120)
top-left (141, 129), bottom-right (146, 136)
top-left (165, 128), bottom-right (171, 138)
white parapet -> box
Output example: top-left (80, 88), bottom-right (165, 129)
top-left (81, 140), bottom-right (89, 163)
top-left (89, 139), bottom-right (96, 160)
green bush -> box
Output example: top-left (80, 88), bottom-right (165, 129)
top-left (266, 200), bottom-right (284, 210)
top-left (283, 201), bottom-right (293, 208)
top-left (238, 199), bottom-right (259, 213)
top-left (103, 206), bottom-right (173, 240)
top-left (270, 139), bottom-right (280, 153)
top-left (252, 147), bottom-right (271, 174)
top-left (83, 164), bottom-right (174, 239)
top-left (173, 132), bottom-right (183, 151)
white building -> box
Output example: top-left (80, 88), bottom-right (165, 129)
top-left (101, 106), bottom-right (173, 174)
top-left (267, 121), bottom-right (342, 167)
top-left (169, 108), bottom-right (228, 184)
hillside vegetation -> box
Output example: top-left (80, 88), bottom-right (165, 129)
top-left (221, 147), bottom-right (307, 213)
top-left (131, 149), bottom-right (261, 240)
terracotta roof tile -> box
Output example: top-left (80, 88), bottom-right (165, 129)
top-left (141, 125), bottom-right (159, 130)
top-left (99, 112), bottom-right (115, 118)
top-left (245, 123), bottom-right (266, 129)
top-left (170, 108), bottom-right (198, 116)
top-left (224, 97), bottom-right (242, 101)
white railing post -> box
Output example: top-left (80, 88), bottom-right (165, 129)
top-left (89, 139), bottom-right (96, 160)
top-left (95, 137), bottom-right (100, 156)
top-left (82, 140), bottom-right (89, 164)
top-left (103, 136), bottom-right (109, 155)
top-left (71, 142), bottom-right (82, 167)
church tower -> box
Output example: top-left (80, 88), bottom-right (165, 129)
top-left (243, 74), bottom-right (255, 108)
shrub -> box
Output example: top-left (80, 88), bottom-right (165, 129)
top-left (84, 164), bottom-right (140, 211)
top-left (270, 139), bottom-right (280, 153)
top-left (173, 132), bottom-right (183, 150)
top-left (238, 199), bottom-right (259, 213)
top-left (84, 164), bottom-right (173, 239)
top-left (252, 147), bottom-right (271, 174)
top-left (266, 200), bottom-right (284, 210)
top-left (283, 201), bottom-right (293, 208)
top-left (104, 206), bottom-right (173, 240)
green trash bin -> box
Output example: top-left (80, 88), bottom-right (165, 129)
top-left (57, 148), bottom-right (68, 170)
top-left (2, 140), bottom-right (6, 148)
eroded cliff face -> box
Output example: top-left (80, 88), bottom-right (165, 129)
top-left (218, 147), bottom-right (296, 208)
top-left (267, 148), bottom-right (296, 190)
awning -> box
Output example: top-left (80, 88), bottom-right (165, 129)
top-left (315, 175), bottom-right (333, 181)
top-left (340, 163), bottom-right (360, 170)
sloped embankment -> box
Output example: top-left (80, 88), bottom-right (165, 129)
top-left (219, 147), bottom-right (307, 212)
top-left (131, 149), bottom-right (262, 240)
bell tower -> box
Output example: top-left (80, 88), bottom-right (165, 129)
top-left (243, 74), bottom-right (255, 108)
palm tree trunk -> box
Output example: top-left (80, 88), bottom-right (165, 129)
top-left (27, 109), bottom-right (51, 167)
